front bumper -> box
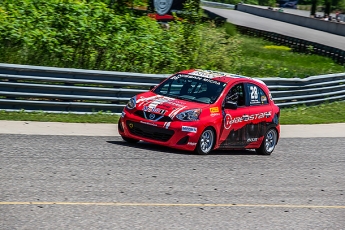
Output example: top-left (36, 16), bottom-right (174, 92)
top-left (118, 111), bottom-right (203, 151)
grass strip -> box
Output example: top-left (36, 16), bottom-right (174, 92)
top-left (0, 101), bottom-right (344, 125)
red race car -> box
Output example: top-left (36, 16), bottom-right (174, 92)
top-left (118, 69), bottom-right (280, 155)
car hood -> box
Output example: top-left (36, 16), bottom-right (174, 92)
top-left (134, 92), bottom-right (209, 118)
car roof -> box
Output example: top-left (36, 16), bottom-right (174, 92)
top-left (179, 69), bottom-right (266, 86)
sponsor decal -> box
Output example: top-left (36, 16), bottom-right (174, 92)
top-left (261, 95), bottom-right (267, 103)
top-left (247, 138), bottom-right (258, 142)
top-left (210, 107), bottom-right (219, 113)
top-left (182, 126), bottom-right (197, 133)
top-left (121, 111), bottom-right (126, 118)
top-left (189, 69), bottom-right (228, 79)
top-left (187, 142), bottom-right (197, 146)
top-left (164, 122), bottom-right (171, 129)
top-left (138, 95), bottom-right (186, 107)
top-left (189, 70), bottom-right (214, 78)
top-left (224, 111), bottom-right (272, 129)
top-left (171, 74), bottom-right (220, 85)
top-left (210, 113), bottom-right (221, 117)
top-left (172, 72), bottom-right (223, 85)
top-left (224, 114), bottom-right (232, 129)
top-left (140, 121), bottom-right (157, 126)
top-left (137, 95), bottom-right (187, 119)
top-left (202, 78), bottom-right (221, 85)
top-left (143, 105), bottom-right (166, 115)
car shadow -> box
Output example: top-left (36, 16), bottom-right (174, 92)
top-left (107, 140), bottom-right (260, 156)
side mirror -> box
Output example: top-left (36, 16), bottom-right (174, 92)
top-left (224, 101), bottom-right (238, 110)
top-left (150, 85), bottom-right (156, 90)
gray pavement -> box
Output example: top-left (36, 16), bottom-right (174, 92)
top-left (0, 120), bottom-right (344, 137)
top-left (202, 6), bottom-right (345, 50)
top-left (1, 134), bottom-right (345, 229)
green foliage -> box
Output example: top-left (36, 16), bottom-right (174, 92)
top-left (194, 23), bottom-right (241, 70)
top-left (0, 0), bottom-right (241, 73)
top-left (224, 22), bottom-right (237, 37)
top-left (0, 0), bottom-right (343, 77)
top-left (258, 0), bottom-right (276, 6)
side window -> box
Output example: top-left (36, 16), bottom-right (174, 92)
top-left (225, 83), bottom-right (245, 107)
top-left (247, 83), bottom-right (268, 105)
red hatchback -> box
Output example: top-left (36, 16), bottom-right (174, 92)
top-left (118, 69), bottom-right (280, 155)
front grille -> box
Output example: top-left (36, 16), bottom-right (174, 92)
top-left (126, 121), bottom-right (174, 142)
top-left (134, 111), bottom-right (172, 122)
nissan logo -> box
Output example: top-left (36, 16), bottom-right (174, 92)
top-left (149, 113), bottom-right (155, 120)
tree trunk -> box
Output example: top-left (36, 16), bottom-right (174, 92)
top-left (310, 0), bottom-right (317, 16)
top-left (324, 0), bottom-right (331, 16)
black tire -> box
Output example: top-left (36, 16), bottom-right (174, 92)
top-left (195, 127), bottom-right (215, 155)
top-left (255, 128), bottom-right (278, 155)
top-left (121, 136), bottom-right (139, 144)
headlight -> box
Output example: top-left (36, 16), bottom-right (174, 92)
top-left (176, 109), bottom-right (201, 121)
top-left (126, 96), bottom-right (136, 109)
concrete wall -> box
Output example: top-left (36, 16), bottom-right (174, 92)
top-left (236, 4), bottom-right (345, 37)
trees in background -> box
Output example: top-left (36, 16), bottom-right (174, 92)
top-left (0, 0), bottom-right (240, 73)
top-left (308, 0), bottom-right (345, 16)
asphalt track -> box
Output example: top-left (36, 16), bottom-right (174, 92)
top-left (1, 121), bottom-right (344, 229)
top-left (202, 6), bottom-right (345, 50)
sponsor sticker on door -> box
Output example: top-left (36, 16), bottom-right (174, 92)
top-left (210, 107), bottom-right (219, 113)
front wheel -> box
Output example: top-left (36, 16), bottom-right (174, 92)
top-left (256, 128), bottom-right (278, 155)
top-left (195, 128), bottom-right (215, 155)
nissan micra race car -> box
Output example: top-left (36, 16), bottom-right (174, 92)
top-left (118, 69), bottom-right (280, 155)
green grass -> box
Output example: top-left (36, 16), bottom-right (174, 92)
top-left (234, 36), bottom-right (345, 78)
top-left (279, 101), bottom-right (345, 124)
top-left (1, 101), bottom-right (344, 124)
top-left (0, 110), bottom-right (119, 123)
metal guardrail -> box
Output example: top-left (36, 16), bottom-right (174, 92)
top-left (201, 0), bottom-right (235, 9)
top-left (0, 63), bottom-right (344, 114)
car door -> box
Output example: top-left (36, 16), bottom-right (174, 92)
top-left (245, 83), bottom-right (272, 142)
top-left (219, 83), bottom-right (250, 148)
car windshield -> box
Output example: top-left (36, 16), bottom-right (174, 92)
top-left (153, 74), bottom-right (227, 104)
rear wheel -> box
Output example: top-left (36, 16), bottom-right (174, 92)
top-left (256, 128), bottom-right (278, 155)
top-left (121, 136), bottom-right (139, 144)
top-left (195, 128), bottom-right (215, 155)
